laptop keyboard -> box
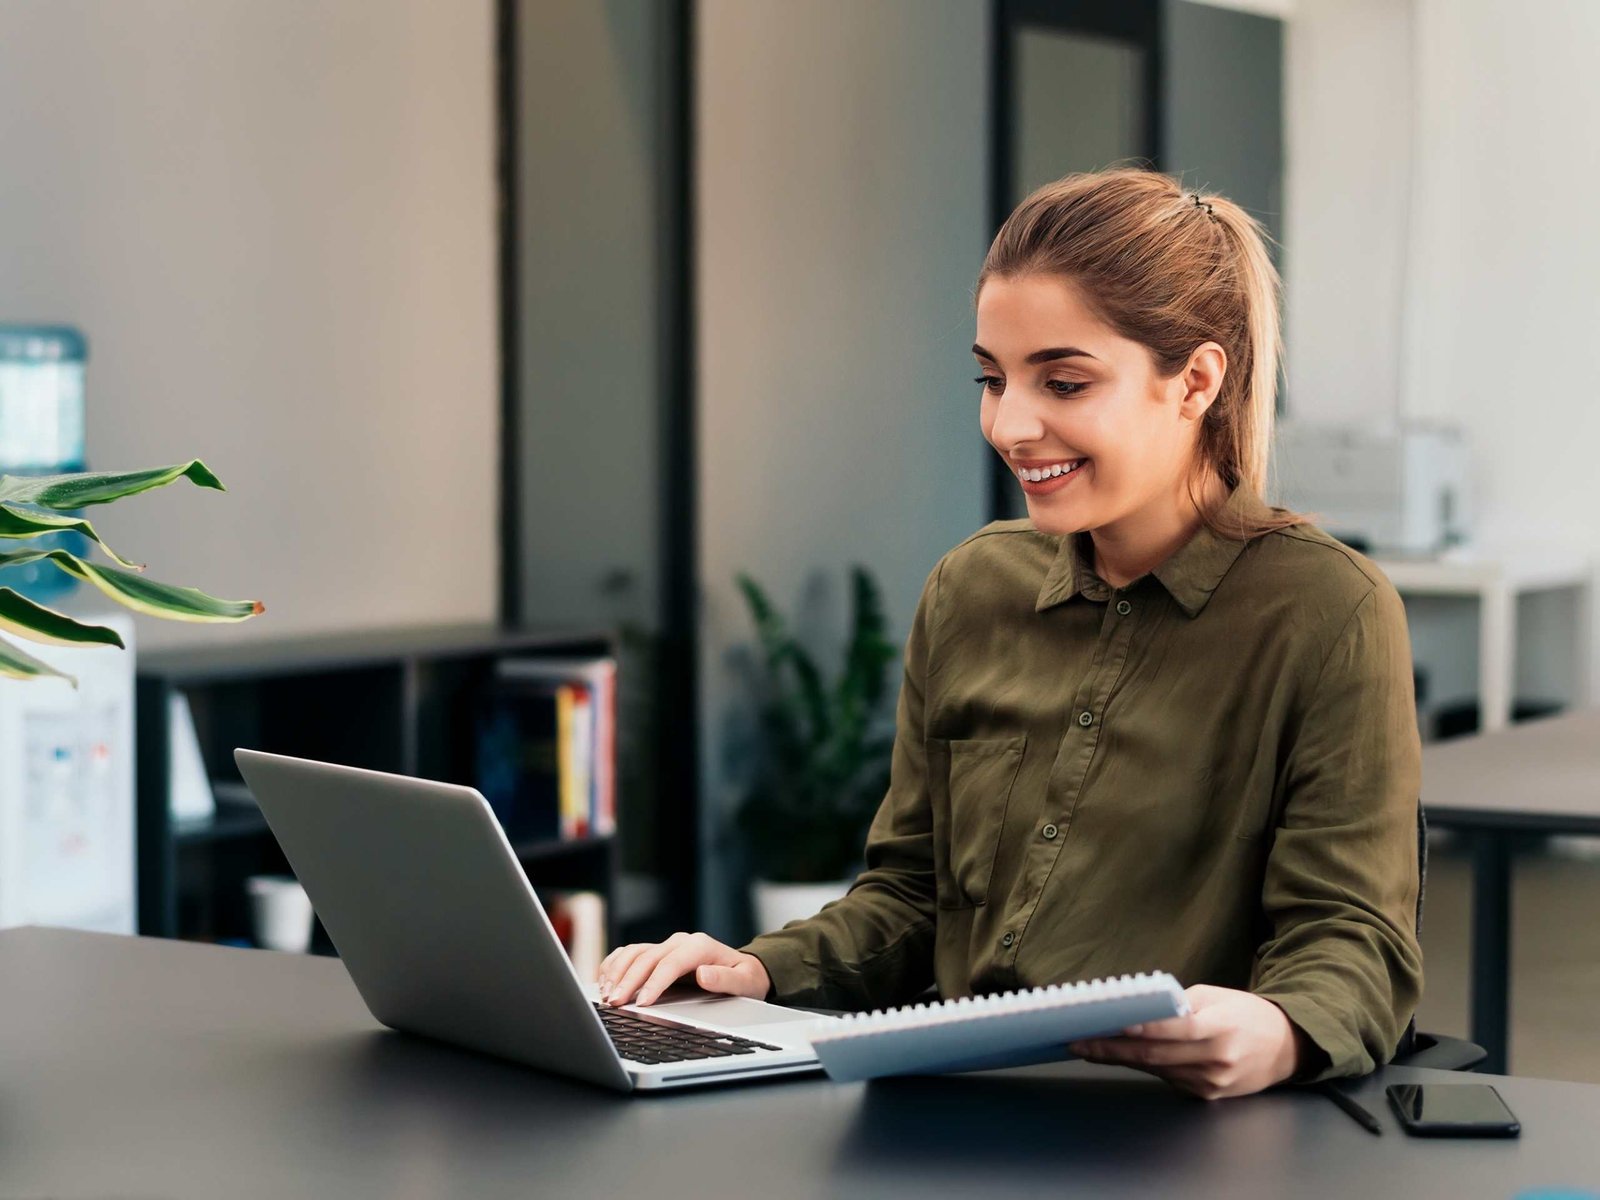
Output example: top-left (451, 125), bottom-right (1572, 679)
top-left (593, 1002), bottom-right (785, 1065)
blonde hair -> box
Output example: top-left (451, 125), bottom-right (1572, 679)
top-left (975, 166), bottom-right (1309, 541)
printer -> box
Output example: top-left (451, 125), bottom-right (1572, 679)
top-left (1271, 421), bottom-right (1472, 556)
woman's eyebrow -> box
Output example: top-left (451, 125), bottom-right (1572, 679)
top-left (971, 343), bottom-right (1099, 364)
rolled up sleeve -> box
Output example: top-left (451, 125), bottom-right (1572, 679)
top-left (739, 563), bottom-right (943, 1011)
top-left (1251, 581), bottom-right (1424, 1082)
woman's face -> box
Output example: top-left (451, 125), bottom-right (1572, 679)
top-left (973, 273), bottom-right (1223, 537)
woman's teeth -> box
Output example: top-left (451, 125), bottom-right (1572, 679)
top-left (1017, 460), bottom-right (1084, 482)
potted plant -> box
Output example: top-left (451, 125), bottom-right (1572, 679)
top-left (733, 565), bottom-right (898, 933)
top-left (0, 459), bottom-right (263, 681)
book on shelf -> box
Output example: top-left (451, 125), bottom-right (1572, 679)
top-left (167, 690), bottom-right (216, 823)
top-left (539, 888), bottom-right (607, 984)
top-left (473, 656), bottom-right (617, 846)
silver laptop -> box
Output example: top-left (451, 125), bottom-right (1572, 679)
top-left (233, 748), bottom-right (828, 1092)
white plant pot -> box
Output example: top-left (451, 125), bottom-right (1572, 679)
top-left (751, 876), bottom-right (855, 935)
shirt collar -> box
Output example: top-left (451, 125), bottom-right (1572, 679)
top-left (1034, 483), bottom-right (1272, 618)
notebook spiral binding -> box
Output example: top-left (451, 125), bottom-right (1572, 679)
top-left (809, 970), bottom-right (1186, 1042)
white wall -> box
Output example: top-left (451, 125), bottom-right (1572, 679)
top-left (0, 0), bottom-right (498, 650)
top-left (1402, 0), bottom-right (1600, 545)
top-left (1284, 0), bottom-right (1598, 713)
top-left (1282, 0), bottom-right (1414, 427)
top-left (1403, 0), bottom-right (1600, 709)
top-left (696, 0), bottom-right (991, 938)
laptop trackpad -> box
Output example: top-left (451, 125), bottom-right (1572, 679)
top-left (648, 985), bottom-right (820, 1029)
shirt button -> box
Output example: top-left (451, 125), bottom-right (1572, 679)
top-left (1116, 599), bottom-right (1132, 616)
top-left (1042, 822), bottom-right (1059, 840)
top-left (1001, 931), bottom-right (1015, 947)
top-left (1078, 710), bottom-right (1094, 727)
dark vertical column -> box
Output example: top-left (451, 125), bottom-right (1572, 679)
top-left (658, 0), bottom-right (699, 932)
top-left (987, 0), bottom-right (1013, 247)
top-left (495, 0), bottom-right (521, 627)
top-left (1470, 829), bottom-right (1513, 1074)
top-left (986, 0), bottom-right (1014, 527)
top-left (135, 675), bottom-right (175, 936)
top-left (1147, 0), bottom-right (1167, 171)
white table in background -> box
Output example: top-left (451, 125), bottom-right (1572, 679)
top-left (1373, 550), bottom-right (1593, 732)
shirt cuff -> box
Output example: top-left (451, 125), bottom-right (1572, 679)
top-left (739, 934), bottom-right (817, 1007)
top-left (1256, 991), bottom-right (1353, 1084)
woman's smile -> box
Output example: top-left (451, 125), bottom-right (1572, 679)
top-left (1014, 456), bottom-right (1088, 494)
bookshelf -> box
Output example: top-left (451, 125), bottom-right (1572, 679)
top-left (135, 624), bottom-right (622, 958)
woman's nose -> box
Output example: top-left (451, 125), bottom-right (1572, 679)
top-left (987, 390), bottom-right (1047, 451)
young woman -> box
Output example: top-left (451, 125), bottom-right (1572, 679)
top-left (595, 167), bottom-right (1423, 1100)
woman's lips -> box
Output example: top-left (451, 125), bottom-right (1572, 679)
top-left (1017, 459), bottom-right (1087, 495)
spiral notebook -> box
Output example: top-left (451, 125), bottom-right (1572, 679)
top-left (806, 971), bottom-right (1189, 1082)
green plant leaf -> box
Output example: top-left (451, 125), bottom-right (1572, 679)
top-left (0, 587), bottom-right (125, 648)
top-left (0, 633), bottom-right (76, 686)
top-left (736, 573), bottom-right (786, 672)
top-left (735, 572), bottom-right (830, 747)
top-left (0, 459), bottom-right (224, 509)
top-left (844, 564), bottom-right (895, 710)
top-left (0, 548), bottom-right (263, 623)
top-left (0, 502), bottom-right (145, 568)
top-left (786, 642), bottom-right (829, 747)
top-left (815, 566), bottom-right (896, 785)
top-left (732, 565), bottom-right (899, 880)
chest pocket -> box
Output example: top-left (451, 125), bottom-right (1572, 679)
top-left (927, 735), bottom-right (1027, 908)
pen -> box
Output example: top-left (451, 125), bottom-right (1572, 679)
top-left (1318, 1081), bottom-right (1384, 1135)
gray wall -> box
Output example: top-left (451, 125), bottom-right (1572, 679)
top-left (0, 0), bottom-right (499, 650)
top-left (695, 0), bottom-right (991, 939)
top-left (513, 0), bottom-right (668, 635)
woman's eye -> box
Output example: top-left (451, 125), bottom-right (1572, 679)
top-left (972, 375), bottom-right (1085, 397)
top-left (972, 376), bottom-right (1088, 400)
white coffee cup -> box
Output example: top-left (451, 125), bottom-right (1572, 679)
top-left (246, 874), bottom-right (315, 953)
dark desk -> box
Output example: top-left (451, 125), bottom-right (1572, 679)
top-left (3, 928), bottom-right (1598, 1198)
top-left (1423, 709), bottom-right (1600, 1073)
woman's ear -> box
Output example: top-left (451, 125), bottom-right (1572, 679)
top-left (1177, 341), bottom-right (1227, 421)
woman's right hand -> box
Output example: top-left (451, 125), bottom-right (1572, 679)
top-left (597, 931), bottom-right (772, 1008)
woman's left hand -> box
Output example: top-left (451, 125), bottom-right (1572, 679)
top-left (1067, 984), bottom-right (1310, 1099)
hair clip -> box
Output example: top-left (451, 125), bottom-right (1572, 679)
top-left (1190, 192), bottom-right (1215, 217)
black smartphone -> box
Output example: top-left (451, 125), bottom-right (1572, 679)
top-left (1386, 1083), bottom-right (1521, 1137)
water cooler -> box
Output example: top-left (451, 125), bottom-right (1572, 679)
top-left (0, 325), bottom-right (137, 933)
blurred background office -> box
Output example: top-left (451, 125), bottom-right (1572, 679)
top-left (1, 0), bottom-right (1595, 1082)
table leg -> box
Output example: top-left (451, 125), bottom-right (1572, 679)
top-left (1469, 830), bottom-right (1512, 1074)
top-left (1576, 575), bottom-right (1595, 708)
top-left (1478, 582), bottom-right (1513, 732)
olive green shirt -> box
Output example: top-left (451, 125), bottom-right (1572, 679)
top-left (740, 484), bottom-right (1423, 1083)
